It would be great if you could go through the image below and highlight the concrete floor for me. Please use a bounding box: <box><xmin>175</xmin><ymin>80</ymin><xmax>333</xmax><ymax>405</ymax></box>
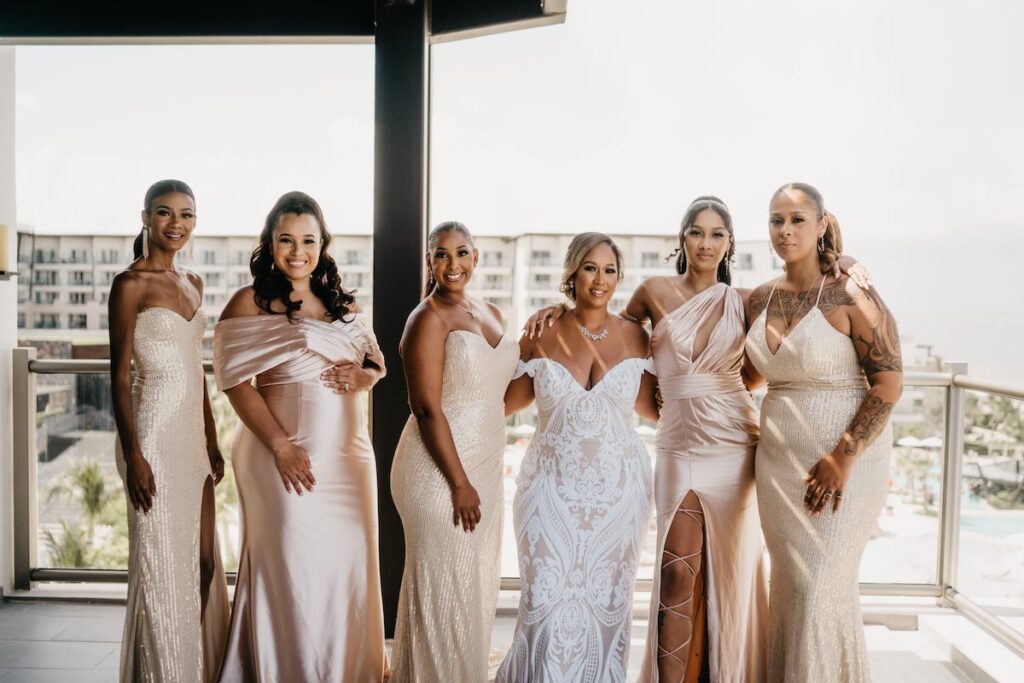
<box><xmin>0</xmin><ymin>598</ymin><xmax>983</xmax><ymax>683</ymax></box>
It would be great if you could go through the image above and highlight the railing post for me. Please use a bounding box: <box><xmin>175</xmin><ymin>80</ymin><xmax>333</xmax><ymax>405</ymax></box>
<box><xmin>12</xmin><ymin>347</ymin><xmax>38</xmax><ymax>590</ymax></box>
<box><xmin>937</xmin><ymin>361</ymin><xmax>967</xmax><ymax>605</ymax></box>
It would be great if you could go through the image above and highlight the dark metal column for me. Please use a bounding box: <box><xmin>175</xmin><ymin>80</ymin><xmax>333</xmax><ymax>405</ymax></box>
<box><xmin>372</xmin><ymin>0</ymin><xmax>430</xmax><ymax>636</ymax></box>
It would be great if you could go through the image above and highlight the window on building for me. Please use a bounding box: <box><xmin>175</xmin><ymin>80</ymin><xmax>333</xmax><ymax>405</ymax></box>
<box><xmin>641</xmin><ymin>251</ymin><xmax>661</xmax><ymax>268</ymax></box>
<box><xmin>17</xmin><ymin>313</ymin><xmax>25</xmax><ymax>328</ymax></box>
<box><xmin>100</xmin><ymin>292</ymin><xmax>109</xmax><ymax>305</ymax></box>
<box><xmin>205</xmin><ymin>273</ymin><xmax>222</xmax><ymax>287</ymax></box>
<box><xmin>69</xmin><ymin>292</ymin><xmax>90</xmax><ymax>305</ymax></box>
<box><xmin>346</xmin><ymin>272</ymin><xmax>366</xmax><ymax>289</ymax></box>
<box><xmin>232</xmin><ymin>273</ymin><xmax>249</xmax><ymax>287</ymax></box>
<box><xmin>204</xmin><ymin>294</ymin><xmax>220</xmax><ymax>307</ymax></box>
<box><xmin>99</xmin><ymin>315</ymin><xmax>109</xmax><ymax>330</ymax></box>
<box><xmin>34</xmin><ymin>249</ymin><xmax>57</xmax><ymax>264</ymax></box>
<box><xmin>68</xmin><ymin>314</ymin><xmax>88</xmax><ymax>329</ymax></box>
<box><xmin>99</xmin><ymin>271</ymin><xmax>115</xmax><ymax>286</ymax></box>
<box><xmin>35</xmin><ymin>313</ymin><xmax>59</xmax><ymax>328</ymax></box>
<box><xmin>342</xmin><ymin>249</ymin><xmax>364</xmax><ymax>266</ymax></box>
<box><xmin>34</xmin><ymin>291</ymin><xmax>58</xmax><ymax>304</ymax></box>
<box><xmin>231</xmin><ymin>250</ymin><xmax>249</xmax><ymax>265</ymax></box>
<box><xmin>530</xmin><ymin>250</ymin><xmax>551</xmax><ymax>266</ymax></box>
<box><xmin>65</xmin><ymin>248</ymin><xmax>89</xmax><ymax>263</ymax></box>
<box><xmin>69</xmin><ymin>271</ymin><xmax>90</xmax><ymax>285</ymax></box>
<box><xmin>736</xmin><ymin>253</ymin><xmax>753</xmax><ymax>271</ymax></box>
<box><xmin>34</xmin><ymin>270</ymin><xmax>58</xmax><ymax>285</ymax></box>
<box><xmin>99</xmin><ymin>248</ymin><xmax>120</xmax><ymax>264</ymax></box>
<box><xmin>201</xmin><ymin>250</ymin><xmax>218</xmax><ymax>265</ymax></box>
<box><xmin>532</xmin><ymin>273</ymin><xmax>551</xmax><ymax>288</ymax></box>
<box><xmin>482</xmin><ymin>250</ymin><xmax>504</xmax><ymax>267</ymax></box>
<box><xmin>484</xmin><ymin>274</ymin><xmax>504</xmax><ymax>290</ymax></box>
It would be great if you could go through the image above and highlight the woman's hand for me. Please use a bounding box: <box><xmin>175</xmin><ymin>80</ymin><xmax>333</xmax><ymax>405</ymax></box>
<box><xmin>833</xmin><ymin>255</ymin><xmax>873</xmax><ymax>290</ymax></box>
<box><xmin>804</xmin><ymin>453</ymin><xmax>855</xmax><ymax>515</ymax></box>
<box><xmin>125</xmin><ymin>451</ymin><xmax>157</xmax><ymax>513</ymax></box>
<box><xmin>451</xmin><ymin>481</ymin><xmax>482</xmax><ymax>532</ymax></box>
<box><xmin>321</xmin><ymin>362</ymin><xmax>377</xmax><ymax>394</ymax></box>
<box><xmin>208</xmin><ymin>447</ymin><xmax>225</xmax><ymax>486</ymax></box>
<box><xmin>272</xmin><ymin>441</ymin><xmax>316</xmax><ymax>495</ymax></box>
<box><xmin>523</xmin><ymin>303</ymin><xmax>567</xmax><ymax>339</ymax></box>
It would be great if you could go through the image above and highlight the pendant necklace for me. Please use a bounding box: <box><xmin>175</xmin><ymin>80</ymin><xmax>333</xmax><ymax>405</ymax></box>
<box><xmin>435</xmin><ymin>292</ymin><xmax>476</xmax><ymax>318</ymax></box>
<box><xmin>573</xmin><ymin>310</ymin><xmax>609</xmax><ymax>341</ymax></box>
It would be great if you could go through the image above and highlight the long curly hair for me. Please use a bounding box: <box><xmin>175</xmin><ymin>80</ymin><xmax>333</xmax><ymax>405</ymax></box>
<box><xmin>668</xmin><ymin>195</ymin><xmax>734</xmax><ymax>285</ymax></box>
<box><xmin>250</xmin><ymin>191</ymin><xmax>355</xmax><ymax>322</ymax></box>
<box><xmin>772</xmin><ymin>182</ymin><xmax>843</xmax><ymax>274</ymax></box>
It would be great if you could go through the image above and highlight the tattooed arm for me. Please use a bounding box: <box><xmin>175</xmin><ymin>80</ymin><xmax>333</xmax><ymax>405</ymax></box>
<box><xmin>805</xmin><ymin>277</ymin><xmax>903</xmax><ymax>514</ymax></box>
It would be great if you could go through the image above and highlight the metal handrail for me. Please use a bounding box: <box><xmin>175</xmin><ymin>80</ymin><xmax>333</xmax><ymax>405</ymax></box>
<box><xmin>13</xmin><ymin>352</ymin><xmax>1024</xmax><ymax>660</ymax></box>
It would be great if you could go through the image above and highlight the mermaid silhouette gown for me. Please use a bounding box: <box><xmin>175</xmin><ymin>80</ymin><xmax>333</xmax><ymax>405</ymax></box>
<box><xmin>389</xmin><ymin>330</ymin><xmax>519</xmax><ymax>683</ymax></box>
<box><xmin>638</xmin><ymin>283</ymin><xmax>768</xmax><ymax>682</ymax></box>
<box><xmin>496</xmin><ymin>356</ymin><xmax>655</xmax><ymax>683</ymax></box>
<box><xmin>214</xmin><ymin>313</ymin><xmax>388</xmax><ymax>682</ymax></box>
<box><xmin>116</xmin><ymin>307</ymin><xmax>229</xmax><ymax>683</ymax></box>
<box><xmin>745</xmin><ymin>277</ymin><xmax>892</xmax><ymax>682</ymax></box>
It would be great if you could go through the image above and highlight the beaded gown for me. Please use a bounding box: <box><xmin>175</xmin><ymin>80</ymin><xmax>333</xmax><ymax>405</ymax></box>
<box><xmin>496</xmin><ymin>356</ymin><xmax>655</xmax><ymax>683</ymax></box>
<box><xmin>389</xmin><ymin>330</ymin><xmax>519</xmax><ymax>683</ymax></box>
<box><xmin>638</xmin><ymin>283</ymin><xmax>768</xmax><ymax>682</ymax></box>
<box><xmin>744</xmin><ymin>278</ymin><xmax>891</xmax><ymax>682</ymax></box>
<box><xmin>115</xmin><ymin>307</ymin><xmax>229</xmax><ymax>683</ymax></box>
<box><xmin>214</xmin><ymin>313</ymin><xmax>388</xmax><ymax>682</ymax></box>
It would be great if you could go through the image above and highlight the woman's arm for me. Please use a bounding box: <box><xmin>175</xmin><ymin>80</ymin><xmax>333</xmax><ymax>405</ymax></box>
<box><xmin>736</xmin><ymin>288</ymin><xmax>766</xmax><ymax>389</ymax></box>
<box><xmin>401</xmin><ymin>305</ymin><xmax>481</xmax><ymax>532</ymax></box>
<box><xmin>108</xmin><ymin>271</ymin><xmax>156</xmax><ymax>512</ymax></box>
<box><xmin>806</xmin><ymin>279</ymin><xmax>903</xmax><ymax>514</ymax></box>
<box><xmin>634</xmin><ymin>370</ymin><xmax>660</xmax><ymax>423</ymax></box>
<box><xmin>621</xmin><ymin>279</ymin><xmax>651</xmax><ymax>325</ymax></box>
<box><xmin>186</xmin><ymin>272</ymin><xmax>224</xmax><ymax>485</ymax></box>
<box><xmin>219</xmin><ymin>286</ymin><xmax>315</xmax><ymax>494</ymax></box>
<box><xmin>504</xmin><ymin>335</ymin><xmax>536</xmax><ymax>416</ymax></box>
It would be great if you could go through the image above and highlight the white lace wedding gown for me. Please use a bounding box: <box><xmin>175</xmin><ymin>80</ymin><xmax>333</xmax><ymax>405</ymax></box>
<box><xmin>496</xmin><ymin>357</ymin><xmax>655</xmax><ymax>683</ymax></box>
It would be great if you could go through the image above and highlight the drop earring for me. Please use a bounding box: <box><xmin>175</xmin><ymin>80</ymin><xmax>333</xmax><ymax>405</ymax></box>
<box><xmin>142</xmin><ymin>226</ymin><xmax>150</xmax><ymax>260</ymax></box>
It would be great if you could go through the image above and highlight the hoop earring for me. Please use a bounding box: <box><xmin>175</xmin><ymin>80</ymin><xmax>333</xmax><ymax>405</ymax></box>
<box><xmin>817</xmin><ymin>236</ymin><xmax>825</xmax><ymax>254</ymax></box>
<box><xmin>141</xmin><ymin>226</ymin><xmax>150</xmax><ymax>260</ymax></box>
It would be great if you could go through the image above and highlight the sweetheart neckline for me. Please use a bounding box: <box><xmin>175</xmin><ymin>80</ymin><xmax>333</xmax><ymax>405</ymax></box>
<box><xmin>529</xmin><ymin>356</ymin><xmax>649</xmax><ymax>393</ymax></box>
<box><xmin>138</xmin><ymin>305</ymin><xmax>203</xmax><ymax>323</ymax></box>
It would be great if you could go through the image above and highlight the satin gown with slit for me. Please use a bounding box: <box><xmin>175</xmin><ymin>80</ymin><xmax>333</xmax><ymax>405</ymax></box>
<box><xmin>115</xmin><ymin>307</ymin><xmax>229</xmax><ymax>683</ymax></box>
<box><xmin>389</xmin><ymin>330</ymin><xmax>519</xmax><ymax>683</ymax></box>
<box><xmin>213</xmin><ymin>313</ymin><xmax>388</xmax><ymax>682</ymax></box>
<box><xmin>637</xmin><ymin>283</ymin><xmax>768</xmax><ymax>683</ymax></box>
<box><xmin>496</xmin><ymin>357</ymin><xmax>655</xmax><ymax>683</ymax></box>
<box><xmin>744</xmin><ymin>277</ymin><xmax>891</xmax><ymax>682</ymax></box>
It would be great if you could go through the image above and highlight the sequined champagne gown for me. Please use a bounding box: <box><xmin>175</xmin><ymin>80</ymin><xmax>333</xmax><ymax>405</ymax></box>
<box><xmin>115</xmin><ymin>307</ymin><xmax>229</xmax><ymax>683</ymax></box>
<box><xmin>496</xmin><ymin>357</ymin><xmax>655</xmax><ymax>683</ymax></box>
<box><xmin>744</xmin><ymin>278</ymin><xmax>891</xmax><ymax>682</ymax></box>
<box><xmin>214</xmin><ymin>314</ymin><xmax>388</xmax><ymax>682</ymax></box>
<box><xmin>390</xmin><ymin>330</ymin><xmax>519</xmax><ymax>683</ymax></box>
<box><xmin>638</xmin><ymin>283</ymin><xmax>768</xmax><ymax>683</ymax></box>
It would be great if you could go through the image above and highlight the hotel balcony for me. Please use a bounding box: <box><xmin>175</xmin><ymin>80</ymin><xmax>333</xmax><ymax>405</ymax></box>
<box><xmin>1</xmin><ymin>351</ymin><xmax>1022</xmax><ymax>681</ymax></box>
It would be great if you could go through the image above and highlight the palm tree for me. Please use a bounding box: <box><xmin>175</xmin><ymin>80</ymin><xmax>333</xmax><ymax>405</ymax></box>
<box><xmin>47</xmin><ymin>459</ymin><xmax>116</xmax><ymax>537</ymax></box>
<box><xmin>43</xmin><ymin>520</ymin><xmax>92</xmax><ymax>568</ymax></box>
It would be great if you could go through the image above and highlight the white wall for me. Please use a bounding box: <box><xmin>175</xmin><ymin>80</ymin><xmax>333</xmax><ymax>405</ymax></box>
<box><xmin>0</xmin><ymin>46</ymin><xmax>18</xmax><ymax>594</ymax></box>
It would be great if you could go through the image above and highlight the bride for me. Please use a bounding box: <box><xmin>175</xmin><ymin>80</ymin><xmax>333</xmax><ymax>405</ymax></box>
<box><xmin>497</xmin><ymin>232</ymin><xmax>659</xmax><ymax>683</ymax></box>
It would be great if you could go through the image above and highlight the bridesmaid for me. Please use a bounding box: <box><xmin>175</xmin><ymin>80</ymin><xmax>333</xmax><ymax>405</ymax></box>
<box><xmin>389</xmin><ymin>222</ymin><xmax>519</xmax><ymax>682</ymax></box>
<box><xmin>109</xmin><ymin>179</ymin><xmax>228</xmax><ymax>682</ymax></box>
<box><xmin>214</xmin><ymin>191</ymin><xmax>387</xmax><ymax>681</ymax></box>
<box><xmin>628</xmin><ymin>197</ymin><xmax>767</xmax><ymax>683</ymax></box>
<box><xmin>497</xmin><ymin>232</ymin><xmax>658</xmax><ymax>683</ymax></box>
<box><xmin>744</xmin><ymin>182</ymin><xmax>902</xmax><ymax>682</ymax></box>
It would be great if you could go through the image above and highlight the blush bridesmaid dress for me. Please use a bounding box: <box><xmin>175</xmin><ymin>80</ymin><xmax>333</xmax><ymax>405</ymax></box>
<box><xmin>214</xmin><ymin>313</ymin><xmax>388</xmax><ymax>682</ymax></box>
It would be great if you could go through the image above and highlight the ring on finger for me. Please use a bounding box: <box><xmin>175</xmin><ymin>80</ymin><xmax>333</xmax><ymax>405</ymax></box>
<box><xmin>343</xmin><ymin>382</ymin><xmax>349</xmax><ymax>391</ymax></box>
<box><xmin>823</xmin><ymin>489</ymin><xmax>834</xmax><ymax>499</ymax></box>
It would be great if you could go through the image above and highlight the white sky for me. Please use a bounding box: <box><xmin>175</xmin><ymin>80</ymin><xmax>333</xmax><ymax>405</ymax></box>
<box><xmin>12</xmin><ymin>0</ymin><xmax>1024</xmax><ymax>381</ymax></box>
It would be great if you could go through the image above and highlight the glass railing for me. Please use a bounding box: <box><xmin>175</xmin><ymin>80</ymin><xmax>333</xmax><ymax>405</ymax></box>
<box><xmin>10</xmin><ymin>352</ymin><xmax>1024</xmax><ymax>657</ymax></box>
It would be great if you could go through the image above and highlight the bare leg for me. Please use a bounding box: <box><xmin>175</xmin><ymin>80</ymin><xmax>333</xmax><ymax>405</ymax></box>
<box><xmin>657</xmin><ymin>490</ymin><xmax>707</xmax><ymax>683</ymax></box>
<box><xmin>199</xmin><ymin>475</ymin><xmax>216</xmax><ymax>616</ymax></box>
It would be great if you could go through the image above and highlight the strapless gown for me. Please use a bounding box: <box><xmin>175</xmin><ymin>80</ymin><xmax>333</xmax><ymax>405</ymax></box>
<box><xmin>115</xmin><ymin>307</ymin><xmax>229</xmax><ymax>683</ymax></box>
<box><xmin>496</xmin><ymin>357</ymin><xmax>655</xmax><ymax>683</ymax></box>
<box><xmin>744</xmin><ymin>279</ymin><xmax>891</xmax><ymax>682</ymax></box>
<box><xmin>638</xmin><ymin>283</ymin><xmax>768</xmax><ymax>682</ymax></box>
<box><xmin>389</xmin><ymin>330</ymin><xmax>519</xmax><ymax>683</ymax></box>
<box><xmin>214</xmin><ymin>313</ymin><xmax>388</xmax><ymax>682</ymax></box>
